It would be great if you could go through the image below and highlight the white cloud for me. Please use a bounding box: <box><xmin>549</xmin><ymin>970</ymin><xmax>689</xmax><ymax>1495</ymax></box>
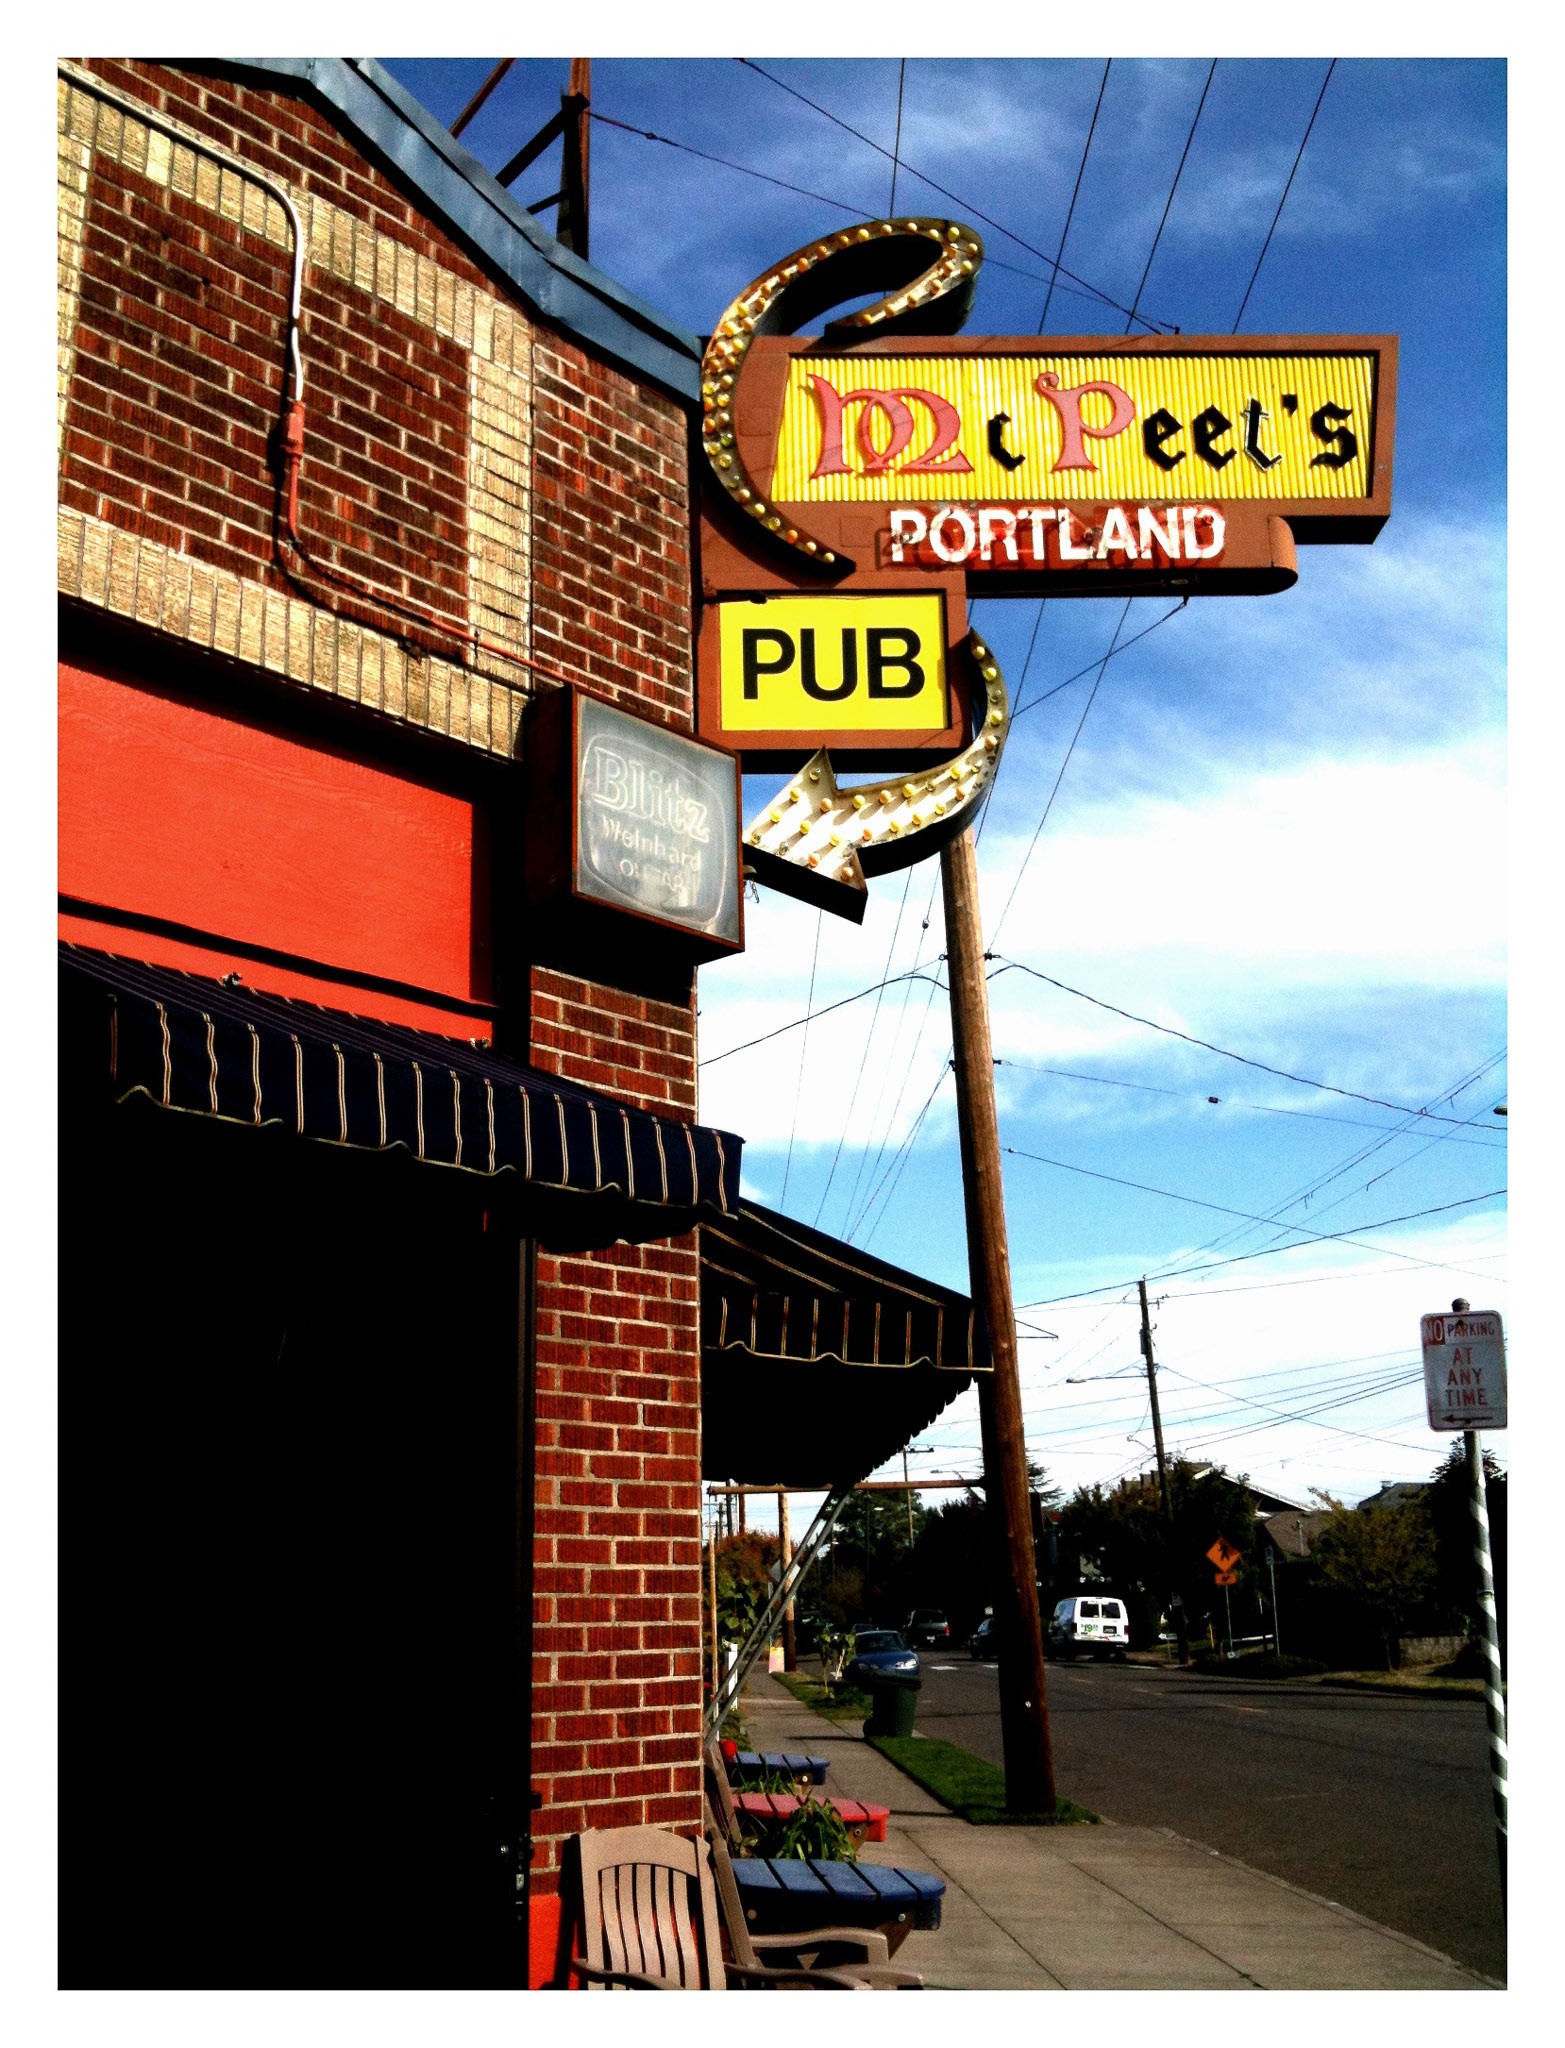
<box><xmin>983</xmin><ymin>744</ymin><xmax>1506</xmax><ymax>1000</ymax></box>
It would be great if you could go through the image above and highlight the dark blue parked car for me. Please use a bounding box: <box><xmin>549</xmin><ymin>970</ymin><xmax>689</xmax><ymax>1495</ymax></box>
<box><xmin>845</xmin><ymin>1628</ymin><xmax>920</xmax><ymax>1685</ymax></box>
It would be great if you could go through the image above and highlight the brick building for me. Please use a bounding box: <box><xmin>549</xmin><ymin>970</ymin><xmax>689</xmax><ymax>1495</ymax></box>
<box><xmin>56</xmin><ymin>57</ymin><xmax>736</xmax><ymax>1988</ymax></box>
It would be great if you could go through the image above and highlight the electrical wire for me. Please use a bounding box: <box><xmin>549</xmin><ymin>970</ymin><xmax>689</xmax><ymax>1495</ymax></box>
<box><xmin>1002</xmin><ymin>1142</ymin><xmax>1503</xmax><ymax>1275</ymax></box>
<box><xmin>1014</xmin><ymin>1188</ymin><xmax>1508</xmax><ymax>1308</ymax></box>
<box><xmin>1010</xmin><ymin>600</ymin><xmax>1188</xmax><ymax>723</ymax></box>
<box><xmin>1040</xmin><ymin>59</ymin><xmax>1111</xmax><ymax>332</ymax></box>
<box><xmin>1180</xmin><ymin>1051</ymin><xmax>1506</xmax><ymax>1269</ymax></box>
<box><xmin>1124</xmin><ymin>59</ymin><xmax>1217</xmax><ymax>335</ymax></box>
<box><xmin>813</xmin><ymin>870</ymin><xmax>912</xmax><ymax>1227</ymax></box>
<box><xmin>994</xmin><ymin>958</ymin><xmax>1505</xmax><ymax>1130</ymax></box>
<box><xmin>888</xmin><ymin>60</ymin><xmax>907</xmax><ymax>215</ymax></box>
<box><xmin>734</xmin><ymin>58</ymin><xmax>1178</xmax><ymax>333</ymax></box>
<box><xmin>780</xmin><ymin>910</ymin><xmax>822</xmax><ymax>1208</ymax></box>
<box><xmin>1232</xmin><ymin>60</ymin><xmax>1337</xmax><ymax>331</ymax></box>
<box><xmin>989</xmin><ymin>600</ymin><xmax>1132</xmax><ymax>944</ymax></box>
<box><xmin>590</xmin><ymin>110</ymin><xmax>1140</xmax><ymax>313</ymax></box>
<box><xmin>860</xmin><ymin>1057</ymin><xmax>954</xmax><ymax>1246</ymax></box>
<box><xmin>994</xmin><ymin>1057</ymin><xmax>1506</xmax><ymax>1150</ymax></box>
<box><xmin>848</xmin><ymin>962</ymin><xmax>947</xmax><ymax>1240</ymax></box>
<box><xmin>839</xmin><ymin>872</ymin><xmax>943</xmax><ymax>1234</ymax></box>
<box><xmin>698</xmin><ymin>966</ymin><xmax>941</xmax><ymax>1067</ymax></box>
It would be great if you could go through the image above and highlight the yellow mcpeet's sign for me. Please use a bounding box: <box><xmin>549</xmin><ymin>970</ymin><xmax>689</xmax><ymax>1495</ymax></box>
<box><xmin>717</xmin><ymin>593</ymin><xmax>948</xmax><ymax>733</ymax></box>
<box><xmin>771</xmin><ymin>351</ymin><xmax>1378</xmax><ymax>505</ymax></box>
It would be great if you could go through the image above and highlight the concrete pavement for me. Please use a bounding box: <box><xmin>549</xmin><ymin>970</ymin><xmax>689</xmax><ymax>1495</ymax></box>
<box><xmin>740</xmin><ymin>1671</ymin><xmax>1499</xmax><ymax>1991</ymax></box>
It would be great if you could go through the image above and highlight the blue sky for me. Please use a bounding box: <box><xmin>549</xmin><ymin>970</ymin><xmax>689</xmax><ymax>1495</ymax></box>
<box><xmin>386</xmin><ymin>54</ymin><xmax>1507</xmax><ymax>1510</ymax></box>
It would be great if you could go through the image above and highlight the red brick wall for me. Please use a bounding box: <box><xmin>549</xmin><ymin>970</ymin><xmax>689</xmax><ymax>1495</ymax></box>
<box><xmin>59</xmin><ymin>56</ymin><xmax>708</xmax><ymax>1929</ymax></box>
<box><xmin>62</xmin><ymin>60</ymin><xmax>487</xmax><ymax>626</ymax></box>
<box><xmin>525</xmin><ymin>960</ymin><xmax>704</xmax><ymax>1893</ymax></box>
<box><xmin>531</xmin><ymin>336</ymin><xmax>694</xmax><ymax>728</ymax></box>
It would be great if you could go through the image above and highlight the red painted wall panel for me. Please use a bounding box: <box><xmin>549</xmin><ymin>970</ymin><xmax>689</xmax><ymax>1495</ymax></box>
<box><xmin>59</xmin><ymin>655</ymin><xmax>491</xmax><ymax>1029</ymax></box>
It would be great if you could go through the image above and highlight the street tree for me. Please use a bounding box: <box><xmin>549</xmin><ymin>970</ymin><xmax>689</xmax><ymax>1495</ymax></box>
<box><xmin>1308</xmin><ymin>1491</ymin><xmax>1437</xmax><ymax>1671</ymax></box>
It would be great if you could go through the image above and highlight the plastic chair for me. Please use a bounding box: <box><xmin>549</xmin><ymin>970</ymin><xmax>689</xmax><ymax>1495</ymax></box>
<box><xmin>563</xmin><ymin>1825</ymin><xmax>869</xmax><ymax>1989</ymax></box>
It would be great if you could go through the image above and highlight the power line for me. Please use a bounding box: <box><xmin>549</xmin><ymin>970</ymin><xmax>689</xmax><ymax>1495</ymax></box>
<box><xmin>993</xmin><ymin>958</ymin><xmax>1505</xmax><ymax>1129</ymax></box>
<box><xmin>698</xmin><ymin>966</ymin><xmax>941</xmax><ymax>1067</ymax></box>
<box><xmin>735</xmin><ymin>58</ymin><xmax>1178</xmax><ymax>333</ymax></box>
<box><xmin>780</xmin><ymin>910</ymin><xmax>823</xmax><ymax>1207</ymax></box>
<box><xmin>590</xmin><ymin>108</ymin><xmax>1144</xmax><ymax>312</ymax></box>
<box><xmin>1125</xmin><ymin>58</ymin><xmax>1217</xmax><ymax>335</ymax></box>
<box><xmin>1011</xmin><ymin>599</ymin><xmax>1188</xmax><ymax>723</ymax></box>
<box><xmin>847</xmin><ymin>958</ymin><xmax>947</xmax><ymax>1240</ymax></box>
<box><xmin>1040</xmin><ymin>59</ymin><xmax>1111</xmax><ymax>333</ymax></box>
<box><xmin>841</xmin><ymin>871</ymin><xmax>944</xmax><ymax>1235</ymax></box>
<box><xmin>994</xmin><ymin>1057</ymin><xmax>1506</xmax><ymax>1149</ymax></box>
<box><xmin>813</xmin><ymin>870</ymin><xmax>912</xmax><ymax>1227</ymax></box>
<box><xmin>1014</xmin><ymin>1188</ymin><xmax>1507</xmax><ymax>1307</ymax></box>
<box><xmin>1180</xmin><ymin>1051</ymin><xmax>1506</xmax><ymax>1270</ymax></box>
<box><xmin>1232</xmin><ymin>59</ymin><xmax>1337</xmax><ymax>331</ymax></box>
<box><xmin>1002</xmin><ymin>1141</ymin><xmax>1502</xmax><ymax>1274</ymax></box>
<box><xmin>861</xmin><ymin>1057</ymin><xmax>954</xmax><ymax>1247</ymax></box>
<box><xmin>888</xmin><ymin>59</ymin><xmax>907</xmax><ymax>215</ymax></box>
<box><xmin>990</xmin><ymin>600</ymin><xmax>1132</xmax><ymax>944</ymax></box>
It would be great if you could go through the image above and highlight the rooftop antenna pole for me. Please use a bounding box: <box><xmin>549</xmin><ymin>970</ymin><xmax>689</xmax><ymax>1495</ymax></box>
<box><xmin>557</xmin><ymin>59</ymin><xmax>591</xmax><ymax>258</ymax></box>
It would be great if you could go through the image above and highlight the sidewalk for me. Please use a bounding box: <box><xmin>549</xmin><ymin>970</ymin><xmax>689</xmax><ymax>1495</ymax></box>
<box><xmin>740</xmin><ymin>1671</ymin><xmax>1497</xmax><ymax>1990</ymax></box>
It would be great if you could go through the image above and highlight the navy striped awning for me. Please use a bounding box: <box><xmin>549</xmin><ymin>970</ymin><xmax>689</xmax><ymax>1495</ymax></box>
<box><xmin>699</xmin><ymin>1200</ymin><xmax>983</xmax><ymax>1486</ymax></box>
<box><xmin>61</xmin><ymin>943</ymin><xmax>741</xmax><ymax>1251</ymax></box>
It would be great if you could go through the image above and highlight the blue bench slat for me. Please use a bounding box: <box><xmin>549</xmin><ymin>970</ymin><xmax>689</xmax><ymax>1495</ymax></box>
<box><xmin>764</xmin><ymin>1859</ymin><xmax>831</xmax><ymax>1897</ymax></box>
<box><xmin>729</xmin><ymin>1859</ymin><xmax>786</xmax><ymax>1895</ymax></box>
<box><xmin>805</xmin><ymin>1859</ymin><xmax>881</xmax><ymax>1901</ymax></box>
<box><xmin>729</xmin><ymin>1750</ymin><xmax>829</xmax><ymax>1784</ymax></box>
<box><xmin>825</xmin><ymin>1861</ymin><xmax>917</xmax><ymax>1905</ymax></box>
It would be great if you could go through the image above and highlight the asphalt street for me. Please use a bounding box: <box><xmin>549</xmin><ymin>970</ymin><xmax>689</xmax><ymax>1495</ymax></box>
<box><xmin>913</xmin><ymin>1655</ymin><xmax>1505</xmax><ymax>1983</ymax></box>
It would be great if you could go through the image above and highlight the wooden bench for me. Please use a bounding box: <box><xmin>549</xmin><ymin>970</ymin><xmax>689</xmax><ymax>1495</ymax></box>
<box><xmin>727</xmin><ymin>1748</ymin><xmax>829</xmax><ymax>1788</ymax></box>
<box><xmin>725</xmin><ymin>1856</ymin><xmax>945</xmax><ymax>1958</ymax></box>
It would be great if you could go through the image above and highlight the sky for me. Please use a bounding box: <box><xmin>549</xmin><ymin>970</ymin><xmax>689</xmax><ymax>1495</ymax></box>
<box><xmin>382</xmin><ymin>51</ymin><xmax>1508</xmax><ymax>1518</ymax></box>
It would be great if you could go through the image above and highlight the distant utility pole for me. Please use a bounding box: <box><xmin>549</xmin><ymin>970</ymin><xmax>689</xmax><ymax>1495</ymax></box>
<box><xmin>942</xmin><ymin>828</ymin><xmax>1055</xmax><ymax>1815</ymax></box>
<box><xmin>1140</xmin><ymin>1277</ymin><xmax>1190</xmax><ymax>1666</ymax></box>
<box><xmin>902</xmin><ymin>1449</ymin><xmax>915</xmax><ymax>1546</ymax></box>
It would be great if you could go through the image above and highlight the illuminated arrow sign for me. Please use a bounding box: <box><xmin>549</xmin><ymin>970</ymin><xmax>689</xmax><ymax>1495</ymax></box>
<box><xmin>742</xmin><ymin>629</ymin><xmax>1007</xmax><ymax>921</ymax></box>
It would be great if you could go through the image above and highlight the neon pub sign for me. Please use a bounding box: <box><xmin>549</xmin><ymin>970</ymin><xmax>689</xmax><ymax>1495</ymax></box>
<box><xmin>693</xmin><ymin>216</ymin><xmax>1396</xmax><ymax>909</ymax></box>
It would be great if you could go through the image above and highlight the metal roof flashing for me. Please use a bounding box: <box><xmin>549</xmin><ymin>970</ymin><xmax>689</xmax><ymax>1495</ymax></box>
<box><xmin>212</xmin><ymin>58</ymin><xmax>702</xmax><ymax>405</ymax></box>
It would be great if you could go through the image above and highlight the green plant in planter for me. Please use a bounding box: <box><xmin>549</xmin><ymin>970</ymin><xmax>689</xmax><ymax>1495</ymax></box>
<box><xmin>773</xmin><ymin>1789</ymin><xmax>857</xmax><ymax>1863</ymax></box>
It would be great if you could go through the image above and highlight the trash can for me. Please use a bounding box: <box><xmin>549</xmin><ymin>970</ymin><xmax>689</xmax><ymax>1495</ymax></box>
<box><xmin>863</xmin><ymin>1672</ymin><xmax>920</xmax><ymax>1738</ymax></box>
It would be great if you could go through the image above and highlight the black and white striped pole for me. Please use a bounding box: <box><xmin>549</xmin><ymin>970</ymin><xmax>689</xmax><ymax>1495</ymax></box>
<box><xmin>1465</xmin><ymin>1422</ymin><xmax>1507</xmax><ymax>1907</ymax></box>
<box><xmin>1422</xmin><ymin>1295</ymin><xmax>1507</xmax><ymax>1914</ymax></box>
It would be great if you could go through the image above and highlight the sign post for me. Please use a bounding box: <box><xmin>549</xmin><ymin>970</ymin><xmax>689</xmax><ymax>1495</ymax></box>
<box><xmin>1422</xmin><ymin>1299</ymin><xmax>1507</xmax><ymax>1908</ymax></box>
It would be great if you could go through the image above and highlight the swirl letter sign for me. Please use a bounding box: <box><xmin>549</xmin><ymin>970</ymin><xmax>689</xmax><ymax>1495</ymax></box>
<box><xmin>694</xmin><ymin>215</ymin><xmax>1396</xmax><ymax>914</ymax></box>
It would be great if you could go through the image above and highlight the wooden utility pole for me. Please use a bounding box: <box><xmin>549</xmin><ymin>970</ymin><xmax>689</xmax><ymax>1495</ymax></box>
<box><xmin>778</xmin><ymin>1488</ymin><xmax>796</xmax><ymax>1671</ymax></box>
<box><xmin>940</xmin><ymin>826</ymin><xmax>1056</xmax><ymax>1814</ymax></box>
<box><xmin>1139</xmin><ymin>1278</ymin><xmax>1189</xmax><ymax>1665</ymax></box>
<box><xmin>556</xmin><ymin>59</ymin><xmax>591</xmax><ymax>257</ymax></box>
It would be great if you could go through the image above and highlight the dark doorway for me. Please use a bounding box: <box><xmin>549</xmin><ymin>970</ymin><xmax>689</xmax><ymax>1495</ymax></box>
<box><xmin>59</xmin><ymin>1095</ymin><xmax>529</xmax><ymax>1988</ymax></box>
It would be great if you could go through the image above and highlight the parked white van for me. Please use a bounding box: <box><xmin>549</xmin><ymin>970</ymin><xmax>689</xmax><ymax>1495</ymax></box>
<box><xmin>1049</xmin><ymin>1595</ymin><xmax>1130</xmax><ymax>1660</ymax></box>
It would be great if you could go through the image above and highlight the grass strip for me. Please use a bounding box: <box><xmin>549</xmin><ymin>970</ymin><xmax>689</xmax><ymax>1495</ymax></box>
<box><xmin>869</xmin><ymin>1734</ymin><xmax>1098</xmax><ymax>1826</ymax></box>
